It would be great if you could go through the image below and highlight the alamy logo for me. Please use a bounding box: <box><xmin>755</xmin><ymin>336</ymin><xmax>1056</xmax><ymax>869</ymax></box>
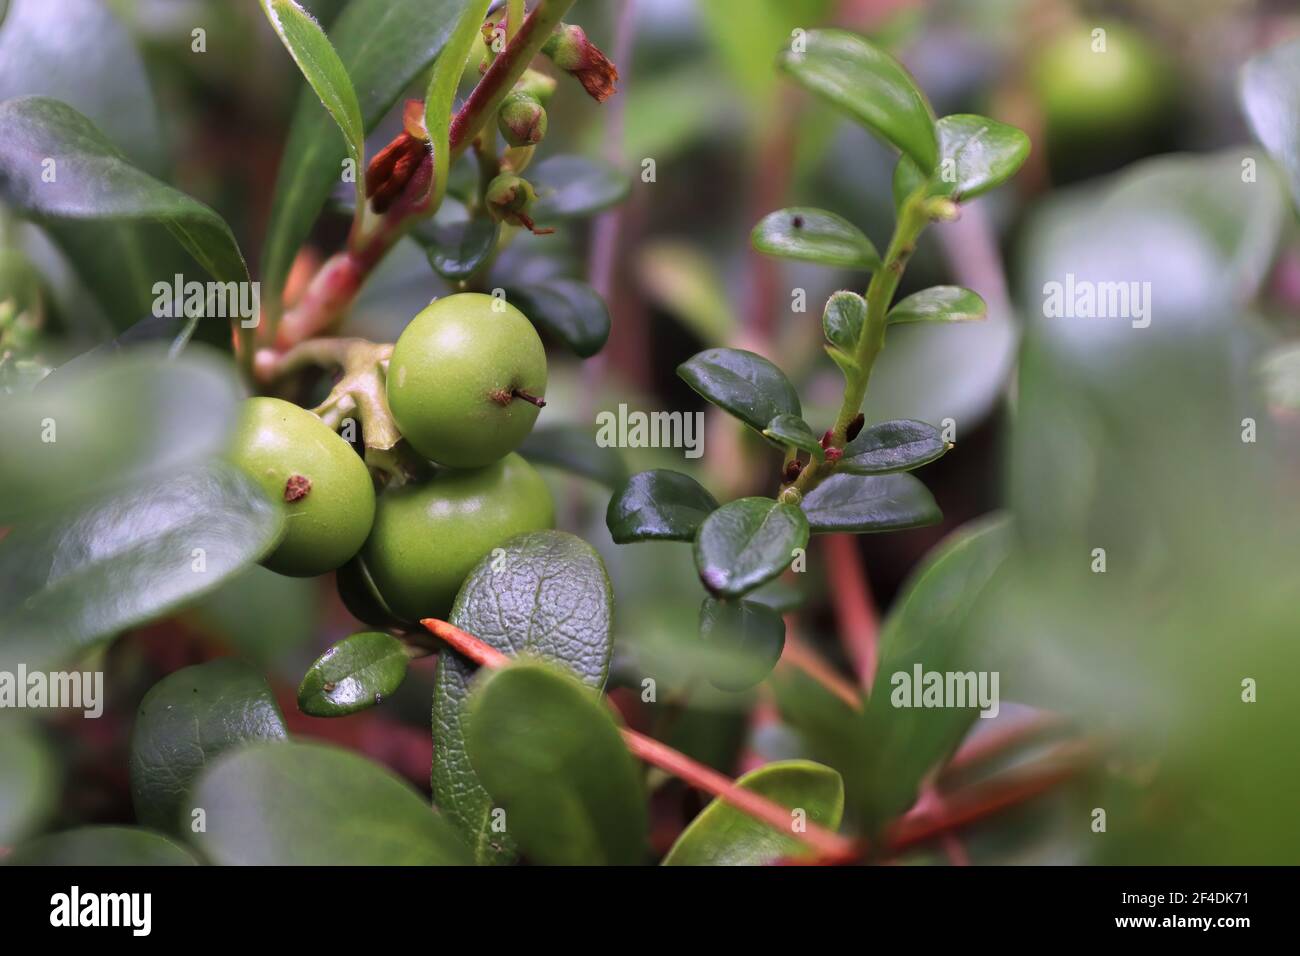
<box><xmin>50</xmin><ymin>887</ymin><xmax>151</xmax><ymax>936</ymax></box>
<box><xmin>1042</xmin><ymin>272</ymin><xmax>1152</xmax><ymax>329</ymax></box>
<box><xmin>890</xmin><ymin>664</ymin><xmax>1000</xmax><ymax>719</ymax></box>
<box><xmin>595</xmin><ymin>403</ymin><xmax>705</xmax><ymax>459</ymax></box>
<box><xmin>0</xmin><ymin>666</ymin><xmax>103</xmax><ymax>718</ymax></box>
<box><xmin>152</xmin><ymin>273</ymin><xmax>260</xmax><ymax>328</ymax></box>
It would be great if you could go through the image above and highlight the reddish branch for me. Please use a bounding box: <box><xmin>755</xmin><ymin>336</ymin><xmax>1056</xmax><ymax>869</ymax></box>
<box><xmin>824</xmin><ymin>534</ymin><xmax>880</xmax><ymax>689</ymax></box>
<box><xmin>422</xmin><ymin>618</ymin><xmax>859</xmax><ymax>862</ymax></box>
<box><xmin>778</xmin><ymin>625</ymin><xmax>863</xmax><ymax>711</ymax></box>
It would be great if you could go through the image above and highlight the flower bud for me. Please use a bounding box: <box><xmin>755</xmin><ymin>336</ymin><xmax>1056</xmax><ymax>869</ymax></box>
<box><xmin>541</xmin><ymin>22</ymin><xmax>619</xmax><ymax>102</ymax></box>
<box><xmin>497</xmin><ymin>91</ymin><xmax>548</xmax><ymax>147</ymax></box>
<box><xmin>484</xmin><ymin>173</ymin><xmax>553</xmax><ymax>234</ymax></box>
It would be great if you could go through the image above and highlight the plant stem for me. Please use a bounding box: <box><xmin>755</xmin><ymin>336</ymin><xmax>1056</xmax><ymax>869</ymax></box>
<box><xmin>824</xmin><ymin>534</ymin><xmax>879</xmax><ymax>689</ymax></box>
<box><xmin>422</xmin><ymin>618</ymin><xmax>859</xmax><ymax>861</ymax></box>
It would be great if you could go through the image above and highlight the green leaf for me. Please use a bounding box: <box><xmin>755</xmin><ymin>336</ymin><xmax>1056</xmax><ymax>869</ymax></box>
<box><xmin>746</xmin><ymin>577</ymin><xmax>807</xmax><ymax>614</ymax></box>
<box><xmin>751</xmin><ymin>207</ymin><xmax>881</xmax><ymax>270</ymax></box>
<box><xmin>763</xmin><ymin>413</ymin><xmax>825</xmax><ymax>462</ymax></box>
<box><xmin>465</xmin><ymin>661</ymin><xmax>647</xmax><ymax>866</ymax></box>
<box><xmin>425</xmin><ymin>0</ymin><xmax>493</xmax><ymax>211</ymax></box>
<box><xmin>663</xmin><ymin>760</ymin><xmax>843</xmax><ymax>865</ymax></box>
<box><xmin>697</xmin><ymin>597</ymin><xmax>787</xmax><ymax>692</ymax></box>
<box><xmin>411</xmin><ymin>203</ymin><xmax>500</xmax><ymax>281</ymax></box>
<box><xmin>0</xmin><ymin>349</ymin><xmax>242</xmax><ymax>523</ymax></box>
<box><xmin>893</xmin><ymin>113</ymin><xmax>1031</xmax><ymax>207</ymax></box>
<box><xmin>298</xmin><ymin>631</ymin><xmax>409</xmax><ymax>717</ymax></box>
<box><xmin>840</xmin><ymin>419</ymin><xmax>949</xmax><ymax>475</ymax></box>
<box><xmin>506</xmin><ymin>279</ymin><xmax>611</xmax><ymax>358</ymax></box>
<box><xmin>778</xmin><ymin>29</ymin><xmax>937</xmax><ymax>171</ymax></box>
<box><xmin>5</xmin><ymin>826</ymin><xmax>199</xmax><ymax>866</ymax></box>
<box><xmin>824</xmin><ymin>344</ymin><xmax>861</xmax><ymax>382</ymax></box>
<box><xmin>130</xmin><ymin>660</ymin><xmax>287</xmax><ymax>832</ymax></box>
<box><xmin>530</xmin><ymin>154</ymin><xmax>631</xmax><ymax>222</ymax></box>
<box><xmin>606</xmin><ymin>469</ymin><xmax>719</xmax><ymax>543</ymax></box>
<box><xmin>678</xmin><ymin>347</ymin><xmax>801</xmax><ymax>432</ymax></box>
<box><xmin>190</xmin><ymin>740</ymin><xmax>473</xmax><ymax>864</ymax></box>
<box><xmin>433</xmin><ymin>531</ymin><xmax>614</xmax><ymax>865</ymax></box>
<box><xmin>0</xmin><ymin>462</ymin><xmax>285</xmax><ymax>672</ymax></box>
<box><xmin>1241</xmin><ymin>37</ymin><xmax>1300</xmax><ymax>210</ymax></box>
<box><xmin>188</xmin><ymin>565</ymin><xmax>322</xmax><ymax>667</ymax></box>
<box><xmin>0</xmin><ymin>723</ymin><xmax>58</xmax><ymax>846</ymax></box>
<box><xmin>859</xmin><ymin>516</ymin><xmax>1012</xmax><ymax>830</ymax></box>
<box><xmin>888</xmin><ymin>285</ymin><xmax>986</xmax><ymax>325</ymax></box>
<box><xmin>694</xmin><ymin>497</ymin><xmax>809</xmax><ymax>597</ymax></box>
<box><xmin>823</xmin><ymin>290</ymin><xmax>867</xmax><ymax>353</ymax></box>
<box><xmin>0</xmin><ymin>97</ymin><xmax>248</xmax><ymax>285</ymax></box>
<box><xmin>260</xmin><ymin>0</ymin><xmax>365</xmax><ymax>213</ymax></box>
<box><xmin>799</xmin><ymin>472</ymin><xmax>940</xmax><ymax>533</ymax></box>
<box><xmin>261</xmin><ymin>0</ymin><xmax>464</xmax><ymax>311</ymax></box>
<box><xmin>519</xmin><ymin>423</ymin><xmax>628</xmax><ymax>489</ymax></box>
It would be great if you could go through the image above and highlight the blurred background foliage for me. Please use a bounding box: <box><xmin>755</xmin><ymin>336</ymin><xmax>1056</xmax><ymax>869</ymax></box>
<box><xmin>2</xmin><ymin>0</ymin><xmax>1300</xmax><ymax>863</ymax></box>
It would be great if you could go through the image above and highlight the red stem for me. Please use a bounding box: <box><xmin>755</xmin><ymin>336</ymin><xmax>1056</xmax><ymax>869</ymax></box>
<box><xmin>824</xmin><ymin>534</ymin><xmax>879</xmax><ymax>689</ymax></box>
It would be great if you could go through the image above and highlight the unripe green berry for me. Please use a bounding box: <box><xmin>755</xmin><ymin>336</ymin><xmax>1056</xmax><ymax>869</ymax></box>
<box><xmin>497</xmin><ymin>91</ymin><xmax>547</xmax><ymax>147</ymax></box>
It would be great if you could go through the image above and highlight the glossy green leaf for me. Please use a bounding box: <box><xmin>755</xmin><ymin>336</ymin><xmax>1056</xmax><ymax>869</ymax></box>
<box><xmin>746</xmin><ymin>578</ymin><xmax>807</xmax><ymax>614</ymax></box>
<box><xmin>0</xmin><ymin>462</ymin><xmax>285</xmax><ymax>672</ymax></box>
<box><xmin>434</xmin><ymin>531</ymin><xmax>614</xmax><ymax>865</ymax></box>
<box><xmin>411</xmin><ymin>204</ymin><xmax>500</xmax><ymax>281</ymax></box>
<box><xmin>663</xmin><ymin>760</ymin><xmax>843</xmax><ymax>865</ymax></box>
<box><xmin>606</xmin><ymin>469</ymin><xmax>719</xmax><ymax>543</ymax></box>
<box><xmin>778</xmin><ymin>29</ymin><xmax>937</xmax><ymax>171</ymax></box>
<box><xmin>823</xmin><ymin>290</ymin><xmax>867</xmax><ymax>353</ymax></box>
<box><xmin>1241</xmin><ymin>37</ymin><xmax>1300</xmax><ymax>209</ymax></box>
<box><xmin>506</xmin><ymin>279</ymin><xmax>611</xmax><ymax>358</ymax></box>
<box><xmin>261</xmin><ymin>0</ymin><xmax>463</xmax><ymax>312</ymax></box>
<box><xmin>0</xmin><ymin>723</ymin><xmax>57</xmax><ymax>846</ymax></box>
<box><xmin>694</xmin><ymin>497</ymin><xmax>809</xmax><ymax>597</ymax></box>
<box><xmin>425</xmin><ymin>0</ymin><xmax>492</xmax><ymax>211</ymax></box>
<box><xmin>191</xmin><ymin>740</ymin><xmax>472</xmax><ymax>864</ymax></box>
<box><xmin>530</xmin><ymin>154</ymin><xmax>632</xmax><ymax>222</ymax></box>
<box><xmin>763</xmin><ymin>413</ymin><xmax>825</xmax><ymax>462</ymax></box>
<box><xmin>5</xmin><ymin>826</ymin><xmax>199</xmax><ymax>866</ymax></box>
<box><xmin>0</xmin><ymin>349</ymin><xmax>241</xmax><ymax>523</ymax></box>
<box><xmin>697</xmin><ymin>597</ymin><xmax>786</xmax><ymax>692</ymax></box>
<box><xmin>839</xmin><ymin>419</ymin><xmax>949</xmax><ymax>475</ymax></box>
<box><xmin>260</xmin><ymin>0</ymin><xmax>365</xmax><ymax>213</ymax></box>
<box><xmin>751</xmin><ymin>207</ymin><xmax>881</xmax><ymax>270</ymax></box>
<box><xmin>893</xmin><ymin>113</ymin><xmax>1031</xmax><ymax>207</ymax></box>
<box><xmin>465</xmin><ymin>661</ymin><xmax>647</xmax><ymax>866</ymax></box>
<box><xmin>799</xmin><ymin>472</ymin><xmax>940</xmax><ymax>533</ymax></box>
<box><xmin>298</xmin><ymin>631</ymin><xmax>409</xmax><ymax>717</ymax></box>
<box><xmin>0</xmin><ymin>97</ymin><xmax>248</xmax><ymax>286</ymax></box>
<box><xmin>678</xmin><ymin>347</ymin><xmax>801</xmax><ymax>432</ymax></box>
<box><xmin>519</xmin><ymin>424</ymin><xmax>628</xmax><ymax>489</ymax></box>
<box><xmin>188</xmin><ymin>565</ymin><xmax>321</xmax><ymax>667</ymax></box>
<box><xmin>888</xmin><ymin>285</ymin><xmax>986</xmax><ymax>325</ymax></box>
<box><xmin>859</xmin><ymin>516</ymin><xmax>1012</xmax><ymax>830</ymax></box>
<box><xmin>130</xmin><ymin>660</ymin><xmax>287</xmax><ymax>832</ymax></box>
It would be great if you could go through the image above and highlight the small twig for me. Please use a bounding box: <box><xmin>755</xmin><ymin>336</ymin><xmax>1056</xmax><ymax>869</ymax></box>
<box><xmin>777</xmin><ymin>624</ymin><xmax>863</xmax><ymax>711</ymax></box>
<box><xmin>422</xmin><ymin>618</ymin><xmax>859</xmax><ymax>861</ymax></box>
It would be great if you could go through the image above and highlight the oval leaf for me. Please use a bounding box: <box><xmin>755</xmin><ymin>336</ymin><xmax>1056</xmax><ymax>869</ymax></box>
<box><xmin>411</xmin><ymin>206</ymin><xmax>500</xmax><ymax>281</ymax></box>
<box><xmin>0</xmin><ymin>97</ymin><xmax>248</xmax><ymax>286</ymax></box>
<box><xmin>697</xmin><ymin>597</ymin><xmax>787</xmax><ymax>692</ymax></box>
<box><xmin>433</xmin><ymin>531</ymin><xmax>614</xmax><ymax>864</ymax></box>
<box><xmin>130</xmin><ymin>660</ymin><xmax>287</xmax><ymax>832</ymax></box>
<box><xmin>506</xmin><ymin>279</ymin><xmax>611</xmax><ymax>358</ymax></box>
<box><xmin>779</xmin><ymin>29</ymin><xmax>937</xmax><ymax>171</ymax></box>
<box><xmin>260</xmin><ymin>0</ymin><xmax>466</xmax><ymax>311</ymax></box>
<box><xmin>694</xmin><ymin>497</ymin><xmax>809</xmax><ymax>598</ymax></box>
<box><xmin>298</xmin><ymin>631</ymin><xmax>410</xmax><ymax>717</ymax></box>
<box><xmin>663</xmin><ymin>760</ymin><xmax>844</xmax><ymax>865</ymax></box>
<box><xmin>260</xmin><ymin>0</ymin><xmax>365</xmax><ymax>211</ymax></box>
<box><xmin>190</xmin><ymin>740</ymin><xmax>472</xmax><ymax>865</ymax></box>
<box><xmin>530</xmin><ymin>154</ymin><xmax>632</xmax><ymax>222</ymax></box>
<box><xmin>5</xmin><ymin>826</ymin><xmax>199</xmax><ymax>866</ymax></box>
<box><xmin>519</xmin><ymin>424</ymin><xmax>629</xmax><ymax>490</ymax></box>
<box><xmin>0</xmin><ymin>463</ymin><xmax>285</xmax><ymax>672</ymax></box>
<box><xmin>840</xmin><ymin>419</ymin><xmax>950</xmax><ymax>475</ymax></box>
<box><xmin>466</xmin><ymin>661</ymin><xmax>647</xmax><ymax>866</ymax></box>
<box><xmin>763</xmin><ymin>413</ymin><xmax>825</xmax><ymax>462</ymax></box>
<box><xmin>823</xmin><ymin>290</ymin><xmax>867</xmax><ymax>353</ymax></box>
<box><xmin>606</xmin><ymin>469</ymin><xmax>718</xmax><ymax>543</ymax></box>
<box><xmin>751</xmin><ymin>207</ymin><xmax>880</xmax><ymax>270</ymax></box>
<box><xmin>888</xmin><ymin>286</ymin><xmax>986</xmax><ymax>326</ymax></box>
<box><xmin>678</xmin><ymin>347</ymin><xmax>801</xmax><ymax>432</ymax></box>
<box><xmin>893</xmin><ymin>113</ymin><xmax>1031</xmax><ymax>207</ymax></box>
<box><xmin>799</xmin><ymin>472</ymin><xmax>940</xmax><ymax>534</ymax></box>
<box><xmin>1241</xmin><ymin>37</ymin><xmax>1300</xmax><ymax>210</ymax></box>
